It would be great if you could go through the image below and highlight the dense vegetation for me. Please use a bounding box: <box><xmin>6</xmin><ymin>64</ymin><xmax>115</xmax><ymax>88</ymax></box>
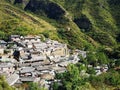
<box><xmin>52</xmin><ymin>47</ymin><xmax>120</xmax><ymax>90</ymax></box>
<box><xmin>54</xmin><ymin>61</ymin><xmax>120</xmax><ymax>90</ymax></box>
<box><xmin>3</xmin><ymin>0</ymin><xmax>119</xmax><ymax>49</ymax></box>
<box><xmin>20</xmin><ymin>82</ymin><xmax>46</xmax><ymax>90</ymax></box>
<box><xmin>0</xmin><ymin>76</ymin><xmax>14</xmax><ymax>90</ymax></box>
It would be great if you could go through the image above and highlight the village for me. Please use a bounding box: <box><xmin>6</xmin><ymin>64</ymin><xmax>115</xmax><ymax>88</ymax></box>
<box><xmin>0</xmin><ymin>35</ymin><xmax>108</xmax><ymax>89</ymax></box>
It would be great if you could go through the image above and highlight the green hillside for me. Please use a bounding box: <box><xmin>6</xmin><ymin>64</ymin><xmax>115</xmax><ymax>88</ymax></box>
<box><xmin>10</xmin><ymin>0</ymin><xmax>119</xmax><ymax>48</ymax></box>
<box><xmin>0</xmin><ymin>0</ymin><xmax>56</xmax><ymax>40</ymax></box>
<box><xmin>52</xmin><ymin>0</ymin><xmax>119</xmax><ymax>45</ymax></box>
<box><xmin>0</xmin><ymin>0</ymin><xmax>120</xmax><ymax>49</ymax></box>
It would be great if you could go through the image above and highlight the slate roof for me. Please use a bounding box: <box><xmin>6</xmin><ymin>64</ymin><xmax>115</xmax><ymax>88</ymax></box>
<box><xmin>6</xmin><ymin>74</ymin><xmax>19</xmax><ymax>86</ymax></box>
<box><xmin>20</xmin><ymin>67</ymin><xmax>35</xmax><ymax>73</ymax></box>
<box><xmin>0</xmin><ymin>63</ymin><xmax>14</xmax><ymax>68</ymax></box>
<box><xmin>36</xmin><ymin>66</ymin><xmax>51</xmax><ymax>71</ymax></box>
<box><xmin>20</xmin><ymin>77</ymin><xmax>36</xmax><ymax>82</ymax></box>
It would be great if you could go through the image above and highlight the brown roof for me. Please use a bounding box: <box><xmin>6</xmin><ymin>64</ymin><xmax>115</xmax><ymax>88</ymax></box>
<box><xmin>41</xmin><ymin>74</ymin><xmax>54</xmax><ymax>80</ymax></box>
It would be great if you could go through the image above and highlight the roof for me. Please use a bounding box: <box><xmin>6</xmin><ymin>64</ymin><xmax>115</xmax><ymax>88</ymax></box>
<box><xmin>20</xmin><ymin>55</ymin><xmax>29</xmax><ymax>60</ymax></box>
<box><xmin>0</xmin><ymin>40</ymin><xmax>7</xmax><ymax>44</ymax></box>
<box><xmin>10</xmin><ymin>35</ymin><xmax>20</xmax><ymax>38</ymax></box>
<box><xmin>31</xmin><ymin>55</ymin><xmax>46</xmax><ymax>61</ymax></box>
<box><xmin>15</xmin><ymin>79</ymin><xmax>22</xmax><ymax>84</ymax></box>
<box><xmin>6</xmin><ymin>74</ymin><xmax>19</xmax><ymax>86</ymax></box>
<box><xmin>37</xmin><ymin>66</ymin><xmax>51</xmax><ymax>71</ymax></box>
<box><xmin>33</xmin><ymin>43</ymin><xmax>47</xmax><ymax>49</ymax></box>
<box><xmin>47</xmin><ymin>56</ymin><xmax>54</xmax><ymax>61</ymax></box>
<box><xmin>20</xmin><ymin>67</ymin><xmax>35</xmax><ymax>73</ymax></box>
<box><xmin>0</xmin><ymin>63</ymin><xmax>14</xmax><ymax>68</ymax></box>
<box><xmin>31</xmin><ymin>62</ymin><xmax>42</xmax><ymax>66</ymax></box>
<box><xmin>20</xmin><ymin>77</ymin><xmax>36</xmax><ymax>82</ymax></box>
<box><xmin>41</xmin><ymin>74</ymin><xmax>54</xmax><ymax>80</ymax></box>
<box><xmin>41</xmin><ymin>60</ymin><xmax>51</xmax><ymax>65</ymax></box>
<box><xmin>18</xmin><ymin>63</ymin><xmax>30</xmax><ymax>67</ymax></box>
<box><xmin>58</xmin><ymin>61</ymin><xmax>69</xmax><ymax>67</ymax></box>
<box><xmin>29</xmin><ymin>50</ymin><xmax>40</xmax><ymax>54</ymax></box>
<box><xmin>51</xmin><ymin>66</ymin><xmax>66</xmax><ymax>73</ymax></box>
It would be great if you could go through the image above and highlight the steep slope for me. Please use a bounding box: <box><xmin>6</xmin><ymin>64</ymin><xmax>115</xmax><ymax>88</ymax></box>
<box><xmin>10</xmin><ymin>0</ymin><xmax>94</xmax><ymax>49</ymax></box>
<box><xmin>0</xmin><ymin>0</ymin><xmax>56</xmax><ymax>40</ymax></box>
<box><xmin>1</xmin><ymin>0</ymin><xmax>120</xmax><ymax>49</ymax></box>
<box><xmin>108</xmin><ymin>0</ymin><xmax>120</xmax><ymax>28</ymax></box>
<box><xmin>52</xmin><ymin>0</ymin><xmax>118</xmax><ymax>46</ymax></box>
<box><xmin>107</xmin><ymin>0</ymin><xmax>120</xmax><ymax>42</ymax></box>
<box><xmin>13</xmin><ymin>0</ymin><xmax>119</xmax><ymax>47</ymax></box>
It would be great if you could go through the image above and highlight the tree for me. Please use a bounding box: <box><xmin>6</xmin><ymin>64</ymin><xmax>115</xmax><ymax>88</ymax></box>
<box><xmin>57</xmin><ymin>64</ymin><xmax>91</xmax><ymax>90</ymax></box>
<box><xmin>96</xmin><ymin>52</ymin><xmax>108</xmax><ymax>65</ymax></box>
<box><xmin>86</xmin><ymin>67</ymin><xmax>96</xmax><ymax>75</ymax></box>
<box><xmin>52</xmin><ymin>82</ymin><xmax>59</xmax><ymax>90</ymax></box>
<box><xmin>89</xmin><ymin>70</ymin><xmax>120</xmax><ymax>88</ymax></box>
<box><xmin>115</xmin><ymin>59</ymin><xmax>120</xmax><ymax>67</ymax></box>
<box><xmin>78</xmin><ymin>54</ymin><xmax>88</xmax><ymax>66</ymax></box>
<box><xmin>76</xmin><ymin>63</ymin><xmax>87</xmax><ymax>72</ymax></box>
<box><xmin>104</xmin><ymin>70</ymin><xmax>120</xmax><ymax>86</ymax></box>
<box><xmin>27</xmin><ymin>82</ymin><xmax>46</xmax><ymax>90</ymax></box>
<box><xmin>87</xmin><ymin>52</ymin><xmax>97</xmax><ymax>66</ymax></box>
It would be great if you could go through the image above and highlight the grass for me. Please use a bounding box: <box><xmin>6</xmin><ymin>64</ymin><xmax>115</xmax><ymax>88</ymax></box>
<box><xmin>0</xmin><ymin>1</ymin><xmax>56</xmax><ymax>36</ymax></box>
<box><xmin>0</xmin><ymin>0</ymin><xmax>120</xmax><ymax>49</ymax></box>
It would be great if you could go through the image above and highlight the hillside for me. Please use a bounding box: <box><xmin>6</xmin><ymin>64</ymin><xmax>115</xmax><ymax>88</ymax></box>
<box><xmin>0</xmin><ymin>0</ymin><xmax>56</xmax><ymax>40</ymax></box>
<box><xmin>52</xmin><ymin>0</ymin><xmax>119</xmax><ymax>46</ymax></box>
<box><xmin>0</xmin><ymin>0</ymin><xmax>120</xmax><ymax>49</ymax></box>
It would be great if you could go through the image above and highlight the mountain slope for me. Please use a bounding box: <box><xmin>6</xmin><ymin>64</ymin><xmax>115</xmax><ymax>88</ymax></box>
<box><xmin>7</xmin><ymin>0</ymin><xmax>95</xmax><ymax>49</ymax></box>
<box><xmin>1</xmin><ymin>0</ymin><xmax>120</xmax><ymax>49</ymax></box>
<box><xmin>52</xmin><ymin>0</ymin><xmax>119</xmax><ymax>45</ymax></box>
<box><xmin>0</xmin><ymin>0</ymin><xmax>57</xmax><ymax>40</ymax></box>
<box><xmin>13</xmin><ymin>0</ymin><xmax>119</xmax><ymax>47</ymax></box>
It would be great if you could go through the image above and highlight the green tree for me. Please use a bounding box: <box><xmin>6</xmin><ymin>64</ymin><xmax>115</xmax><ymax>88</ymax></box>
<box><xmin>96</xmin><ymin>52</ymin><xmax>108</xmax><ymax>65</ymax></box>
<box><xmin>104</xmin><ymin>70</ymin><xmax>120</xmax><ymax>86</ymax></box>
<box><xmin>87</xmin><ymin>52</ymin><xmax>97</xmax><ymax>66</ymax></box>
<box><xmin>86</xmin><ymin>67</ymin><xmax>96</xmax><ymax>75</ymax></box>
<box><xmin>76</xmin><ymin>63</ymin><xmax>87</xmax><ymax>72</ymax></box>
<box><xmin>115</xmin><ymin>59</ymin><xmax>120</xmax><ymax>67</ymax></box>
<box><xmin>52</xmin><ymin>82</ymin><xmax>59</xmax><ymax>90</ymax></box>
<box><xmin>58</xmin><ymin>64</ymin><xmax>90</xmax><ymax>90</ymax></box>
<box><xmin>27</xmin><ymin>82</ymin><xmax>46</xmax><ymax>90</ymax></box>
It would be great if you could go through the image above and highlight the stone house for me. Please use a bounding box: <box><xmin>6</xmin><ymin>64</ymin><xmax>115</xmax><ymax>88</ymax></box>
<box><xmin>0</xmin><ymin>63</ymin><xmax>15</xmax><ymax>75</ymax></box>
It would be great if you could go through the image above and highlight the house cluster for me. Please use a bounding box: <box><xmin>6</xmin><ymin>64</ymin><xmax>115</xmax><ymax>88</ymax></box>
<box><xmin>0</xmin><ymin>35</ymin><xmax>109</xmax><ymax>89</ymax></box>
<box><xmin>0</xmin><ymin>35</ymin><xmax>83</xmax><ymax>89</ymax></box>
